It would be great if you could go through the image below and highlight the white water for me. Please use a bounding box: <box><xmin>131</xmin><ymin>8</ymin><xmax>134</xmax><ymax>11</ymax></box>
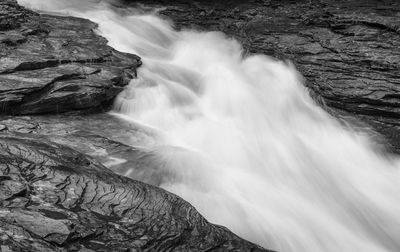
<box><xmin>19</xmin><ymin>1</ymin><xmax>400</xmax><ymax>251</ymax></box>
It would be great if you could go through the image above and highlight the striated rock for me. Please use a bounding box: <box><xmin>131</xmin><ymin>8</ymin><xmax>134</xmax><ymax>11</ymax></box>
<box><xmin>0</xmin><ymin>133</ymin><xmax>270</xmax><ymax>251</ymax></box>
<box><xmin>1</xmin><ymin>209</ymin><xmax>72</xmax><ymax>245</ymax></box>
<box><xmin>0</xmin><ymin>0</ymin><xmax>141</xmax><ymax>115</ymax></box>
<box><xmin>0</xmin><ymin>179</ymin><xmax>27</xmax><ymax>200</ymax></box>
<box><xmin>0</xmin><ymin>114</ymin><xmax>154</xmax><ymax>175</ymax></box>
<box><xmin>127</xmin><ymin>0</ymin><xmax>400</xmax><ymax>151</ymax></box>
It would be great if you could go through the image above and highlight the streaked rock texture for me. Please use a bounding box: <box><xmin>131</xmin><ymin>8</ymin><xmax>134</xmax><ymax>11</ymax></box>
<box><xmin>0</xmin><ymin>114</ymin><xmax>154</xmax><ymax>176</ymax></box>
<box><xmin>0</xmin><ymin>132</ymin><xmax>269</xmax><ymax>251</ymax></box>
<box><xmin>0</xmin><ymin>0</ymin><xmax>141</xmax><ymax>114</ymax></box>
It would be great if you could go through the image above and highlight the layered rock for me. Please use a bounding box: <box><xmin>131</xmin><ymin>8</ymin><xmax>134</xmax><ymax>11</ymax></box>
<box><xmin>0</xmin><ymin>0</ymin><xmax>141</xmax><ymax>114</ymax></box>
<box><xmin>0</xmin><ymin>132</ymin><xmax>269</xmax><ymax>251</ymax></box>
<box><xmin>0</xmin><ymin>114</ymin><xmax>155</xmax><ymax>176</ymax></box>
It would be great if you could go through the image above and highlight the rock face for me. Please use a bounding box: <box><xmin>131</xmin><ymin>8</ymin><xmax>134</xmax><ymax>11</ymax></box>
<box><xmin>0</xmin><ymin>0</ymin><xmax>141</xmax><ymax>114</ymax></box>
<box><xmin>127</xmin><ymin>0</ymin><xmax>400</xmax><ymax>151</ymax></box>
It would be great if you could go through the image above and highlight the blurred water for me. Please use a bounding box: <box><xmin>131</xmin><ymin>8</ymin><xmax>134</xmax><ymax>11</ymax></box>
<box><xmin>19</xmin><ymin>0</ymin><xmax>400</xmax><ymax>251</ymax></box>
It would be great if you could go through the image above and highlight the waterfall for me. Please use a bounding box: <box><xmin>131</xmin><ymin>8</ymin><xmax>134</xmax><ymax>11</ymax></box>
<box><xmin>18</xmin><ymin>1</ymin><xmax>400</xmax><ymax>251</ymax></box>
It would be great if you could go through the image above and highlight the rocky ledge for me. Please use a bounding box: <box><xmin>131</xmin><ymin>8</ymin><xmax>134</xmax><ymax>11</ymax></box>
<box><xmin>0</xmin><ymin>131</ymin><xmax>268</xmax><ymax>251</ymax></box>
<box><xmin>0</xmin><ymin>0</ymin><xmax>141</xmax><ymax>114</ymax></box>
<box><xmin>0</xmin><ymin>0</ymin><xmax>271</xmax><ymax>251</ymax></box>
<box><xmin>128</xmin><ymin>0</ymin><xmax>400</xmax><ymax>152</ymax></box>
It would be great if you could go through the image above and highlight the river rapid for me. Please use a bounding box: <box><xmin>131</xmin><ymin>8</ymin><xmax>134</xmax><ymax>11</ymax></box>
<box><xmin>18</xmin><ymin>1</ymin><xmax>400</xmax><ymax>251</ymax></box>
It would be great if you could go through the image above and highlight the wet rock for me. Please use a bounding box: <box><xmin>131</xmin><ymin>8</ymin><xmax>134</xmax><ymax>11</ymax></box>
<box><xmin>0</xmin><ymin>0</ymin><xmax>141</xmax><ymax>115</ymax></box>
<box><xmin>0</xmin><ymin>114</ymin><xmax>196</xmax><ymax>187</ymax></box>
<box><xmin>0</xmin><ymin>134</ymin><xmax>270</xmax><ymax>251</ymax></box>
<box><xmin>0</xmin><ymin>114</ymin><xmax>150</xmax><ymax>174</ymax></box>
<box><xmin>0</xmin><ymin>209</ymin><xmax>72</xmax><ymax>245</ymax></box>
<box><xmin>0</xmin><ymin>179</ymin><xmax>27</xmax><ymax>200</ymax></box>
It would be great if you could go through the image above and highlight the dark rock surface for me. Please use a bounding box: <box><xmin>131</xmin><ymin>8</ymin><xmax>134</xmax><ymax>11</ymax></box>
<box><xmin>0</xmin><ymin>131</ymin><xmax>269</xmax><ymax>251</ymax></box>
<box><xmin>0</xmin><ymin>0</ymin><xmax>141</xmax><ymax>115</ymax></box>
<box><xmin>0</xmin><ymin>114</ymin><xmax>156</xmax><ymax>177</ymax></box>
<box><xmin>126</xmin><ymin>0</ymin><xmax>400</xmax><ymax>152</ymax></box>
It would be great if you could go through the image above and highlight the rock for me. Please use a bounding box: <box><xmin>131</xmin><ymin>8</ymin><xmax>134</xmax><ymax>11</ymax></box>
<box><xmin>0</xmin><ymin>114</ymin><xmax>203</xmax><ymax>187</ymax></box>
<box><xmin>0</xmin><ymin>246</ymin><xmax>12</xmax><ymax>252</ymax></box>
<box><xmin>126</xmin><ymin>0</ymin><xmax>400</xmax><ymax>151</ymax></box>
<box><xmin>0</xmin><ymin>134</ymin><xmax>271</xmax><ymax>251</ymax></box>
<box><xmin>0</xmin><ymin>0</ymin><xmax>141</xmax><ymax>115</ymax></box>
<box><xmin>0</xmin><ymin>209</ymin><xmax>72</xmax><ymax>245</ymax></box>
<box><xmin>0</xmin><ymin>179</ymin><xmax>27</xmax><ymax>200</ymax></box>
<box><xmin>0</xmin><ymin>114</ymin><xmax>152</xmax><ymax>174</ymax></box>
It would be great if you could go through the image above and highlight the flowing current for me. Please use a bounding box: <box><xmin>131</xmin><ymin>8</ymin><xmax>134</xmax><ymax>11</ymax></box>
<box><xmin>19</xmin><ymin>1</ymin><xmax>400</xmax><ymax>251</ymax></box>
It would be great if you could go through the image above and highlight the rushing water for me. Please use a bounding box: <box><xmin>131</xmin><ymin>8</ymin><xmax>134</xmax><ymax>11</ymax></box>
<box><xmin>19</xmin><ymin>1</ymin><xmax>400</xmax><ymax>251</ymax></box>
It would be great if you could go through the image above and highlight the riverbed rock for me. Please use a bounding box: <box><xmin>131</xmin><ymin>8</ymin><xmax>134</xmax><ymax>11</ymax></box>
<box><xmin>0</xmin><ymin>133</ymin><xmax>270</xmax><ymax>251</ymax></box>
<box><xmin>0</xmin><ymin>114</ymin><xmax>155</xmax><ymax>176</ymax></box>
<box><xmin>126</xmin><ymin>0</ymin><xmax>400</xmax><ymax>151</ymax></box>
<box><xmin>0</xmin><ymin>0</ymin><xmax>141</xmax><ymax>115</ymax></box>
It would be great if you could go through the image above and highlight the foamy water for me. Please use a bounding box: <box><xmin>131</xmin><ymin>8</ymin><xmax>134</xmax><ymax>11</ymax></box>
<box><xmin>19</xmin><ymin>1</ymin><xmax>400</xmax><ymax>251</ymax></box>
